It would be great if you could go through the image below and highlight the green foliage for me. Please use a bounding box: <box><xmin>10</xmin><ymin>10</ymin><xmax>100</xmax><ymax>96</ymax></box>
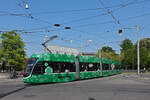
<box><xmin>139</xmin><ymin>38</ymin><xmax>150</xmax><ymax>51</ymax></box>
<box><xmin>96</xmin><ymin>38</ymin><xmax>150</xmax><ymax>70</ymax></box>
<box><xmin>120</xmin><ymin>38</ymin><xmax>133</xmax><ymax>52</ymax></box>
<box><xmin>146</xmin><ymin>53</ymin><xmax>150</xmax><ymax>71</ymax></box>
<box><xmin>101</xmin><ymin>46</ymin><xmax>115</xmax><ymax>53</ymax></box>
<box><xmin>0</xmin><ymin>31</ymin><xmax>26</xmax><ymax>71</ymax></box>
<box><xmin>120</xmin><ymin>38</ymin><xmax>134</xmax><ymax>69</ymax></box>
<box><xmin>121</xmin><ymin>48</ymin><xmax>135</xmax><ymax>69</ymax></box>
<box><xmin>139</xmin><ymin>47</ymin><xmax>149</xmax><ymax>69</ymax></box>
<box><xmin>120</xmin><ymin>38</ymin><xmax>150</xmax><ymax>70</ymax></box>
<box><xmin>96</xmin><ymin>46</ymin><xmax>120</xmax><ymax>62</ymax></box>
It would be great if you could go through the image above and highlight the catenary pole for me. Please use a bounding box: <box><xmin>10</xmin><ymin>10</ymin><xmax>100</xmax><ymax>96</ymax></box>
<box><xmin>137</xmin><ymin>25</ymin><xmax>140</xmax><ymax>75</ymax></box>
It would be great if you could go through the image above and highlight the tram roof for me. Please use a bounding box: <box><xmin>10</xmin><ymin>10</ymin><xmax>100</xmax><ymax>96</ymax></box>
<box><xmin>30</xmin><ymin>53</ymin><xmax>121</xmax><ymax>65</ymax></box>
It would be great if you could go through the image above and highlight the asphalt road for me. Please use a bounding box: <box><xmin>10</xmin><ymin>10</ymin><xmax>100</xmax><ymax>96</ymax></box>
<box><xmin>1</xmin><ymin>74</ymin><xmax>150</xmax><ymax>100</ymax></box>
<box><xmin>0</xmin><ymin>78</ymin><xmax>25</xmax><ymax>99</ymax></box>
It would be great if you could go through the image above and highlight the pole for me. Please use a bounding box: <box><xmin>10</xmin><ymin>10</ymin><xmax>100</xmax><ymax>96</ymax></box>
<box><xmin>75</xmin><ymin>55</ymin><xmax>80</xmax><ymax>80</ymax></box>
<box><xmin>137</xmin><ymin>25</ymin><xmax>140</xmax><ymax>75</ymax></box>
<box><xmin>99</xmin><ymin>49</ymin><xmax>103</xmax><ymax>76</ymax></box>
<box><xmin>80</xmin><ymin>42</ymin><xmax>82</xmax><ymax>55</ymax></box>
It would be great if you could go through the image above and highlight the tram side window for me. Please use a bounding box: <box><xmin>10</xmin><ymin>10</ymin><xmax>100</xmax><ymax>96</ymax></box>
<box><xmin>80</xmin><ymin>63</ymin><xmax>87</xmax><ymax>72</ymax></box>
<box><xmin>96</xmin><ymin>63</ymin><xmax>100</xmax><ymax>70</ymax></box>
<box><xmin>80</xmin><ymin>63</ymin><xmax>99</xmax><ymax>72</ymax></box>
<box><xmin>102</xmin><ymin>63</ymin><xmax>109</xmax><ymax>70</ymax></box>
<box><xmin>63</xmin><ymin>62</ymin><xmax>76</xmax><ymax>72</ymax></box>
<box><xmin>114</xmin><ymin>65</ymin><xmax>117</xmax><ymax>70</ymax></box>
<box><xmin>66</xmin><ymin>62</ymin><xmax>76</xmax><ymax>72</ymax></box>
<box><xmin>119</xmin><ymin>65</ymin><xmax>122</xmax><ymax>70</ymax></box>
<box><xmin>87</xmin><ymin>63</ymin><xmax>99</xmax><ymax>71</ymax></box>
<box><xmin>50</xmin><ymin>62</ymin><xmax>76</xmax><ymax>73</ymax></box>
<box><xmin>115</xmin><ymin>65</ymin><xmax>120</xmax><ymax>70</ymax></box>
<box><xmin>32</xmin><ymin>61</ymin><xmax>45</xmax><ymax>75</ymax></box>
<box><xmin>32</xmin><ymin>61</ymin><xmax>76</xmax><ymax>74</ymax></box>
<box><xmin>51</xmin><ymin>62</ymin><xmax>61</xmax><ymax>73</ymax></box>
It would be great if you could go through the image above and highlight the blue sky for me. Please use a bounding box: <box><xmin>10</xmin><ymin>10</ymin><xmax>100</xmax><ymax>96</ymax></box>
<box><xmin>0</xmin><ymin>0</ymin><xmax>150</xmax><ymax>57</ymax></box>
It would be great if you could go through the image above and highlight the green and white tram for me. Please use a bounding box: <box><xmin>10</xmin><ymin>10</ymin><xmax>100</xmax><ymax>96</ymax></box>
<box><xmin>23</xmin><ymin>53</ymin><xmax>121</xmax><ymax>83</ymax></box>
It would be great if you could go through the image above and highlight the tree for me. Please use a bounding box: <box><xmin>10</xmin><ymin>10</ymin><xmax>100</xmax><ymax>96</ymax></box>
<box><xmin>139</xmin><ymin>38</ymin><xmax>150</xmax><ymax>51</ymax></box>
<box><xmin>120</xmin><ymin>38</ymin><xmax>133</xmax><ymax>52</ymax></box>
<box><xmin>101</xmin><ymin>46</ymin><xmax>115</xmax><ymax>53</ymax></box>
<box><xmin>146</xmin><ymin>53</ymin><xmax>150</xmax><ymax>70</ymax></box>
<box><xmin>0</xmin><ymin>31</ymin><xmax>26</xmax><ymax>71</ymax></box>
<box><xmin>120</xmin><ymin>38</ymin><xmax>134</xmax><ymax>69</ymax></box>
<box><xmin>133</xmin><ymin>47</ymin><xmax>150</xmax><ymax>70</ymax></box>
<box><xmin>134</xmin><ymin>38</ymin><xmax>150</xmax><ymax>70</ymax></box>
<box><xmin>96</xmin><ymin>46</ymin><xmax>120</xmax><ymax>62</ymax></box>
<box><xmin>0</xmin><ymin>47</ymin><xmax>2</xmax><ymax>69</ymax></box>
<box><xmin>120</xmin><ymin>38</ymin><xmax>150</xmax><ymax>70</ymax></box>
<box><xmin>139</xmin><ymin>47</ymin><xmax>149</xmax><ymax>69</ymax></box>
<box><xmin>121</xmin><ymin>48</ymin><xmax>135</xmax><ymax>70</ymax></box>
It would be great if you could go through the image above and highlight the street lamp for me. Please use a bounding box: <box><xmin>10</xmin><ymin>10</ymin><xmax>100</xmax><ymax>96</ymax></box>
<box><xmin>70</xmin><ymin>40</ymin><xmax>72</xmax><ymax>43</ymax></box>
<box><xmin>118</xmin><ymin>25</ymin><xmax>140</xmax><ymax>75</ymax></box>
<box><xmin>25</xmin><ymin>3</ymin><xmax>29</xmax><ymax>9</ymax></box>
<box><xmin>88</xmin><ymin>40</ymin><xmax>92</xmax><ymax>43</ymax></box>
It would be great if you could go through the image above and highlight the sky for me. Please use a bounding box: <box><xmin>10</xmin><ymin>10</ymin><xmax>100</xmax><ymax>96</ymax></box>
<box><xmin>0</xmin><ymin>0</ymin><xmax>150</xmax><ymax>57</ymax></box>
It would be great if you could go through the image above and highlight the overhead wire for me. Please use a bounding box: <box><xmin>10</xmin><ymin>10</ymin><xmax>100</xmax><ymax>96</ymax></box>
<box><xmin>24</xmin><ymin>0</ymin><xmax>150</xmax><ymax>15</ymax></box>
<box><xmin>6</xmin><ymin>0</ymin><xmax>145</xmax><ymax>27</ymax></box>
<box><xmin>97</xmin><ymin>0</ymin><xmax>121</xmax><ymax>25</ymax></box>
<box><xmin>1</xmin><ymin>10</ymin><xmax>150</xmax><ymax>38</ymax></box>
<box><xmin>1</xmin><ymin>0</ymin><xmax>149</xmax><ymax>50</ymax></box>
<box><xmin>1</xmin><ymin>0</ymin><xmax>148</xmax><ymax>29</ymax></box>
<box><xmin>59</xmin><ymin>0</ymin><xmax>148</xmax><ymax>26</ymax></box>
<box><xmin>72</xmin><ymin>11</ymin><xmax>150</xmax><ymax>28</ymax></box>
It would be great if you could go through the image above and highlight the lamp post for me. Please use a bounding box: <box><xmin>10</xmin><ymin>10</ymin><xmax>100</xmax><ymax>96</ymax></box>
<box><xmin>118</xmin><ymin>25</ymin><xmax>140</xmax><ymax>75</ymax></box>
<box><xmin>137</xmin><ymin>25</ymin><xmax>140</xmax><ymax>75</ymax></box>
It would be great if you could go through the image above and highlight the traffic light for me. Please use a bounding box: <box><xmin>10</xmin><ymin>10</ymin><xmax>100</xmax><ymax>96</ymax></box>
<box><xmin>65</xmin><ymin>27</ymin><xmax>71</xmax><ymax>29</ymax></box>
<box><xmin>118</xmin><ymin>29</ymin><xmax>123</xmax><ymax>35</ymax></box>
<box><xmin>54</xmin><ymin>24</ymin><xmax>60</xmax><ymax>27</ymax></box>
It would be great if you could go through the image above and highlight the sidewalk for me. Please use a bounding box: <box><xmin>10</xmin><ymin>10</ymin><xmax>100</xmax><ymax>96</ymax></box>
<box><xmin>117</xmin><ymin>73</ymin><xmax>150</xmax><ymax>84</ymax></box>
<box><xmin>0</xmin><ymin>72</ymin><xmax>10</xmax><ymax>79</ymax></box>
<box><xmin>0</xmin><ymin>72</ymin><xmax>24</xmax><ymax>83</ymax></box>
<box><xmin>0</xmin><ymin>78</ymin><xmax>23</xmax><ymax>84</ymax></box>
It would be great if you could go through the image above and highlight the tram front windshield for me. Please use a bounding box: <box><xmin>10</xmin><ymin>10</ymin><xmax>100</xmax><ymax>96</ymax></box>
<box><xmin>24</xmin><ymin>58</ymin><xmax>38</xmax><ymax>77</ymax></box>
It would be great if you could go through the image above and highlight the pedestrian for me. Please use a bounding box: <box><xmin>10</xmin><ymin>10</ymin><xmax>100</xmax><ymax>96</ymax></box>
<box><xmin>1</xmin><ymin>61</ymin><xmax>6</xmax><ymax>72</ymax></box>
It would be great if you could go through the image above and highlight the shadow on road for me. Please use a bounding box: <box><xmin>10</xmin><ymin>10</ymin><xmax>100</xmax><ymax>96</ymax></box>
<box><xmin>0</xmin><ymin>86</ymin><xmax>26</xmax><ymax>99</ymax></box>
<box><xmin>89</xmin><ymin>97</ymin><xmax>96</xmax><ymax>100</ymax></box>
